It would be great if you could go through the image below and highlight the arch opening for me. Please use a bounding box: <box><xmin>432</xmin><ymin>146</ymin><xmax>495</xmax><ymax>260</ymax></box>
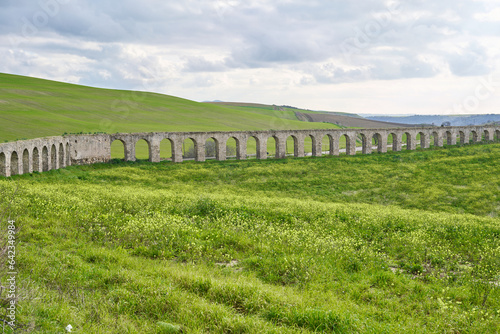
<box><xmin>341</xmin><ymin>134</ymin><xmax>352</xmax><ymax>155</ymax></box>
<box><xmin>204</xmin><ymin>137</ymin><xmax>218</xmax><ymax>160</ymax></box>
<box><xmin>470</xmin><ymin>131</ymin><xmax>478</xmax><ymax>144</ymax></box>
<box><xmin>388</xmin><ymin>133</ymin><xmax>398</xmax><ymax>151</ymax></box>
<box><xmin>322</xmin><ymin>135</ymin><xmax>334</xmax><ymax>155</ymax></box>
<box><xmin>135</xmin><ymin>139</ymin><xmax>150</xmax><ymax>161</ymax></box>
<box><xmin>304</xmin><ymin>135</ymin><xmax>314</xmax><ymax>156</ymax></box>
<box><xmin>403</xmin><ymin>133</ymin><xmax>412</xmax><ymax>150</ymax></box>
<box><xmin>0</xmin><ymin>153</ymin><xmax>6</xmax><ymax>177</ymax></box>
<box><xmin>33</xmin><ymin>147</ymin><xmax>40</xmax><ymax>172</ymax></box>
<box><xmin>182</xmin><ymin>138</ymin><xmax>197</xmax><ymax>160</ymax></box>
<box><xmin>266</xmin><ymin>136</ymin><xmax>278</xmax><ymax>158</ymax></box>
<box><xmin>10</xmin><ymin>151</ymin><xmax>19</xmax><ymax>176</ymax></box>
<box><xmin>417</xmin><ymin>132</ymin><xmax>426</xmax><ymax>149</ymax></box>
<box><xmin>285</xmin><ymin>135</ymin><xmax>298</xmax><ymax>157</ymax></box>
<box><xmin>22</xmin><ymin>149</ymin><xmax>29</xmax><ymax>174</ymax></box>
<box><xmin>483</xmin><ymin>130</ymin><xmax>490</xmax><ymax>142</ymax></box>
<box><xmin>459</xmin><ymin>131</ymin><xmax>466</xmax><ymax>145</ymax></box>
<box><xmin>226</xmin><ymin>137</ymin><xmax>238</xmax><ymax>159</ymax></box>
<box><xmin>51</xmin><ymin>144</ymin><xmax>57</xmax><ymax>170</ymax></box>
<box><xmin>373</xmin><ymin>133</ymin><xmax>383</xmax><ymax>152</ymax></box>
<box><xmin>160</xmin><ymin>138</ymin><xmax>173</xmax><ymax>161</ymax></box>
<box><xmin>111</xmin><ymin>140</ymin><xmax>126</xmax><ymax>160</ymax></box>
<box><xmin>496</xmin><ymin>130</ymin><xmax>500</xmax><ymax>141</ymax></box>
<box><xmin>431</xmin><ymin>132</ymin><xmax>439</xmax><ymax>147</ymax></box>
<box><xmin>246</xmin><ymin>136</ymin><xmax>258</xmax><ymax>159</ymax></box>
<box><xmin>42</xmin><ymin>147</ymin><xmax>49</xmax><ymax>172</ymax></box>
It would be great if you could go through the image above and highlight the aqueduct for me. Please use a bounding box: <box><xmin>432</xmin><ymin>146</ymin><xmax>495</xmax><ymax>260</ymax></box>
<box><xmin>1</xmin><ymin>125</ymin><xmax>500</xmax><ymax>177</ymax></box>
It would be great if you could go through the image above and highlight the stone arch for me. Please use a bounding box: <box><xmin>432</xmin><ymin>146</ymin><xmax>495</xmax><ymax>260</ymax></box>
<box><xmin>10</xmin><ymin>151</ymin><xmax>19</xmax><ymax>176</ymax></box>
<box><xmin>135</xmin><ymin>139</ymin><xmax>151</xmax><ymax>161</ymax></box>
<box><xmin>322</xmin><ymin>134</ymin><xmax>335</xmax><ymax>155</ymax></box>
<box><xmin>42</xmin><ymin>146</ymin><xmax>49</xmax><ymax>171</ymax></box>
<box><xmin>360</xmin><ymin>133</ymin><xmax>370</xmax><ymax>154</ymax></box>
<box><xmin>266</xmin><ymin>136</ymin><xmax>279</xmax><ymax>158</ymax></box>
<box><xmin>341</xmin><ymin>134</ymin><xmax>353</xmax><ymax>155</ymax></box>
<box><xmin>51</xmin><ymin>144</ymin><xmax>57</xmax><ymax>170</ymax></box>
<box><xmin>470</xmin><ymin>131</ymin><xmax>478</xmax><ymax>144</ymax></box>
<box><xmin>246</xmin><ymin>136</ymin><xmax>259</xmax><ymax>159</ymax></box>
<box><xmin>286</xmin><ymin>135</ymin><xmax>299</xmax><ymax>157</ymax></box>
<box><xmin>483</xmin><ymin>130</ymin><xmax>490</xmax><ymax>142</ymax></box>
<box><xmin>388</xmin><ymin>133</ymin><xmax>399</xmax><ymax>151</ymax></box>
<box><xmin>33</xmin><ymin>147</ymin><xmax>40</xmax><ymax>172</ymax></box>
<box><xmin>373</xmin><ymin>133</ymin><xmax>383</xmax><ymax>153</ymax></box>
<box><xmin>160</xmin><ymin>138</ymin><xmax>173</xmax><ymax>161</ymax></box>
<box><xmin>305</xmin><ymin>134</ymin><xmax>320</xmax><ymax>157</ymax></box>
<box><xmin>431</xmin><ymin>131</ymin><xmax>439</xmax><ymax>147</ymax></box>
<box><xmin>111</xmin><ymin>139</ymin><xmax>126</xmax><ymax>160</ymax></box>
<box><xmin>182</xmin><ymin>137</ymin><xmax>198</xmax><ymax>160</ymax></box>
<box><xmin>204</xmin><ymin>137</ymin><xmax>219</xmax><ymax>160</ymax></box>
<box><xmin>0</xmin><ymin>152</ymin><xmax>6</xmax><ymax>177</ymax></box>
<box><xmin>226</xmin><ymin>137</ymin><xmax>239</xmax><ymax>159</ymax></box>
<box><xmin>22</xmin><ymin>149</ymin><xmax>30</xmax><ymax>174</ymax></box>
<box><xmin>58</xmin><ymin>143</ymin><xmax>64</xmax><ymax>168</ymax></box>
<box><xmin>404</xmin><ymin>132</ymin><xmax>413</xmax><ymax>150</ymax></box>
<box><xmin>459</xmin><ymin>131</ymin><xmax>466</xmax><ymax>145</ymax></box>
<box><xmin>418</xmin><ymin>132</ymin><xmax>427</xmax><ymax>149</ymax></box>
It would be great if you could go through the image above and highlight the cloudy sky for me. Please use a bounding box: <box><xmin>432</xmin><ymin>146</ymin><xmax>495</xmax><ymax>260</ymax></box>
<box><xmin>1</xmin><ymin>0</ymin><xmax>500</xmax><ymax>115</ymax></box>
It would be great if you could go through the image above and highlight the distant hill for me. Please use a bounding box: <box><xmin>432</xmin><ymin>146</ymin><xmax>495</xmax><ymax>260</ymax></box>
<box><xmin>365</xmin><ymin>114</ymin><xmax>500</xmax><ymax>127</ymax></box>
<box><xmin>0</xmin><ymin>73</ymin><xmax>337</xmax><ymax>142</ymax></box>
<box><xmin>206</xmin><ymin>102</ymin><xmax>415</xmax><ymax>128</ymax></box>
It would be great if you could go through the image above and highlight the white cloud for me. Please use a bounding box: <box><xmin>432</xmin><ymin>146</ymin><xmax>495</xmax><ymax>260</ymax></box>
<box><xmin>0</xmin><ymin>0</ymin><xmax>498</xmax><ymax>115</ymax></box>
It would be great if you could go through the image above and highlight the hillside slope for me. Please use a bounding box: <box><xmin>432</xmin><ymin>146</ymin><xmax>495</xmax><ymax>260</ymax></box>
<box><xmin>0</xmin><ymin>73</ymin><xmax>337</xmax><ymax>141</ymax></box>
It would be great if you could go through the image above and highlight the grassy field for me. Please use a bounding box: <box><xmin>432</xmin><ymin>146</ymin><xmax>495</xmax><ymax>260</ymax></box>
<box><xmin>0</xmin><ymin>73</ymin><xmax>337</xmax><ymax>143</ymax></box>
<box><xmin>1</xmin><ymin>143</ymin><xmax>499</xmax><ymax>333</ymax></box>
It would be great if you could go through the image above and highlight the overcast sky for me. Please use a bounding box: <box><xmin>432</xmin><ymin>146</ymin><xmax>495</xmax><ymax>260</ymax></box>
<box><xmin>1</xmin><ymin>0</ymin><xmax>500</xmax><ymax>115</ymax></box>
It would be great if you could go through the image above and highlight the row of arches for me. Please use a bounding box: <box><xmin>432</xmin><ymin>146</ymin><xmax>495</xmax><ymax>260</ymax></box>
<box><xmin>0</xmin><ymin>142</ymin><xmax>70</xmax><ymax>177</ymax></box>
<box><xmin>1</xmin><ymin>127</ymin><xmax>499</xmax><ymax>177</ymax></box>
<box><xmin>110</xmin><ymin>129</ymin><xmax>500</xmax><ymax>162</ymax></box>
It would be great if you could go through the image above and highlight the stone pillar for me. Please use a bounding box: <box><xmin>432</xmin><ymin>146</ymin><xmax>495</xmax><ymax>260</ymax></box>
<box><xmin>362</xmin><ymin>134</ymin><xmax>372</xmax><ymax>155</ymax></box>
<box><xmin>296</xmin><ymin>136</ymin><xmax>305</xmax><ymax>157</ymax></box>
<box><xmin>124</xmin><ymin>139</ymin><xmax>135</xmax><ymax>161</ymax></box>
<box><xmin>435</xmin><ymin>133</ymin><xmax>444</xmax><ymax>147</ymax></box>
<box><xmin>237</xmin><ymin>137</ymin><xmax>246</xmax><ymax>160</ymax></box>
<box><xmin>421</xmin><ymin>134</ymin><xmax>430</xmax><ymax>149</ymax></box>
<box><xmin>216</xmin><ymin>138</ymin><xmax>226</xmax><ymax>161</ymax></box>
<box><xmin>276</xmin><ymin>135</ymin><xmax>286</xmax><ymax>159</ymax></box>
<box><xmin>332</xmin><ymin>136</ymin><xmax>340</xmax><ymax>156</ymax></box>
<box><xmin>347</xmin><ymin>136</ymin><xmax>356</xmax><ymax>155</ymax></box>
<box><xmin>27</xmin><ymin>149</ymin><xmax>33</xmax><ymax>174</ymax></box>
<box><xmin>449</xmin><ymin>132</ymin><xmax>457</xmax><ymax>145</ymax></box>
<box><xmin>172</xmin><ymin>139</ymin><xmax>183</xmax><ymax>163</ymax></box>
<box><xmin>312</xmin><ymin>135</ymin><xmax>322</xmax><ymax>157</ymax></box>
<box><xmin>150</xmin><ymin>139</ymin><xmax>161</xmax><ymax>163</ymax></box>
<box><xmin>391</xmin><ymin>133</ymin><xmax>402</xmax><ymax>152</ymax></box>
<box><xmin>195</xmin><ymin>139</ymin><xmax>205</xmax><ymax>162</ymax></box>
<box><xmin>256</xmin><ymin>137</ymin><xmax>267</xmax><ymax>160</ymax></box>
<box><xmin>4</xmin><ymin>152</ymin><xmax>11</xmax><ymax>177</ymax></box>
<box><xmin>407</xmin><ymin>133</ymin><xmax>416</xmax><ymax>150</ymax></box>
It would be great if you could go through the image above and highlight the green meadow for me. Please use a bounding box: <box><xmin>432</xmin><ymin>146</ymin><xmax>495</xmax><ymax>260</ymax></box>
<box><xmin>1</xmin><ymin>143</ymin><xmax>499</xmax><ymax>333</ymax></box>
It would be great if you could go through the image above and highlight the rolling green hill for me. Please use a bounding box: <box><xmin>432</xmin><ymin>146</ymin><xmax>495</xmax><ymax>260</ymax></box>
<box><xmin>0</xmin><ymin>73</ymin><xmax>337</xmax><ymax>142</ymax></box>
